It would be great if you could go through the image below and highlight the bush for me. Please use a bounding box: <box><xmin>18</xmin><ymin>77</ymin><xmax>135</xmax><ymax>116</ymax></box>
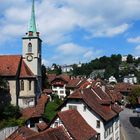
<box><xmin>44</xmin><ymin>96</ymin><xmax>63</xmax><ymax>122</ymax></box>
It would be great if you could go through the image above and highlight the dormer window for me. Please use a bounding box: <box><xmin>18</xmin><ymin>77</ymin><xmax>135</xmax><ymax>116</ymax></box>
<box><xmin>28</xmin><ymin>43</ymin><xmax>32</xmax><ymax>53</ymax></box>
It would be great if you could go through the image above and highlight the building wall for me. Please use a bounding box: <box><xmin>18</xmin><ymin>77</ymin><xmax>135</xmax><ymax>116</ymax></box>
<box><xmin>61</xmin><ymin>100</ymin><xmax>120</xmax><ymax>140</ymax></box>
<box><xmin>52</xmin><ymin>85</ymin><xmax>66</xmax><ymax>99</ymax></box>
<box><xmin>22</xmin><ymin>38</ymin><xmax>41</xmax><ymax>76</ymax></box>
<box><xmin>18</xmin><ymin>79</ymin><xmax>35</xmax><ymax>108</ymax></box>
<box><xmin>8</xmin><ymin>80</ymin><xmax>17</xmax><ymax>106</ymax></box>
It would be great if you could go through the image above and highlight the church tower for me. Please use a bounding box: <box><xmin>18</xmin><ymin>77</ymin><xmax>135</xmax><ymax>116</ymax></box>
<box><xmin>22</xmin><ymin>0</ymin><xmax>42</xmax><ymax>96</ymax></box>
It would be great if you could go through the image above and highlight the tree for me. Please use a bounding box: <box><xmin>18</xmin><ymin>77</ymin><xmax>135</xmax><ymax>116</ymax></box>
<box><xmin>42</xmin><ymin>65</ymin><xmax>50</xmax><ymax>89</ymax></box>
<box><xmin>127</xmin><ymin>87</ymin><xmax>140</xmax><ymax>106</ymax></box>
<box><xmin>127</xmin><ymin>54</ymin><xmax>134</xmax><ymax>63</ymax></box>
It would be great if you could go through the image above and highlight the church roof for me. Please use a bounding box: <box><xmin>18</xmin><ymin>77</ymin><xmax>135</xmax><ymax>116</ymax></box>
<box><xmin>28</xmin><ymin>0</ymin><xmax>37</xmax><ymax>34</ymax></box>
<box><xmin>0</xmin><ymin>55</ymin><xmax>34</xmax><ymax>78</ymax></box>
<box><xmin>0</xmin><ymin>55</ymin><xmax>21</xmax><ymax>77</ymax></box>
<box><xmin>20</xmin><ymin>60</ymin><xmax>34</xmax><ymax>78</ymax></box>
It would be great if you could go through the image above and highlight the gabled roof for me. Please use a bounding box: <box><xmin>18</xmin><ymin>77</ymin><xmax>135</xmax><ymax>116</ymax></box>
<box><xmin>66</xmin><ymin>78</ymin><xmax>82</xmax><ymax>88</ymax></box>
<box><xmin>0</xmin><ymin>55</ymin><xmax>21</xmax><ymax>77</ymax></box>
<box><xmin>21</xmin><ymin>95</ymin><xmax>49</xmax><ymax>120</ymax></box>
<box><xmin>0</xmin><ymin>55</ymin><xmax>34</xmax><ymax>78</ymax></box>
<box><xmin>20</xmin><ymin>60</ymin><xmax>34</xmax><ymax>78</ymax></box>
<box><xmin>27</xmin><ymin>126</ymin><xmax>70</xmax><ymax>140</ymax></box>
<box><xmin>68</xmin><ymin>88</ymin><xmax>121</xmax><ymax>121</ymax></box>
<box><xmin>57</xmin><ymin>109</ymin><xmax>97</xmax><ymax>140</ymax></box>
<box><xmin>6</xmin><ymin>126</ymin><xmax>38</xmax><ymax>140</ymax></box>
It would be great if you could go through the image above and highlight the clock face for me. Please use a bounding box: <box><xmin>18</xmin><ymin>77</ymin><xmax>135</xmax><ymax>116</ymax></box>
<box><xmin>27</xmin><ymin>55</ymin><xmax>33</xmax><ymax>62</ymax></box>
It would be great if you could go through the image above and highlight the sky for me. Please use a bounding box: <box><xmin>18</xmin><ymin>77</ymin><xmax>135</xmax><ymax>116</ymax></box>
<box><xmin>1</xmin><ymin>0</ymin><xmax>140</xmax><ymax>66</ymax></box>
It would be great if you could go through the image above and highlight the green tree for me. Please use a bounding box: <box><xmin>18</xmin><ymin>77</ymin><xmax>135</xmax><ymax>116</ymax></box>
<box><xmin>127</xmin><ymin>54</ymin><xmax>134</xmax><ymax>63</ymax></box>
<box><xmin>127</xmin><ymin>87</ymin><xmax>140</xmax><ymax>106</ymax></box>
<box><xmin>42</xmin><ymin>65</ymin><xmax>50</xmax><ymax>89</ymax></box>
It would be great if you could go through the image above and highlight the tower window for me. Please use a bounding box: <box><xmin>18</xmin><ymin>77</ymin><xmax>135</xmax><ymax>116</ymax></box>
<box><xmin>28</xmin><ymin>43</ymin><xmax>32</xmax><ymax>53</ymax></box>
<box><xmin>29</xmin><ymin>80</ymin><xmax>32</xmax><ymax>90</ymax></box>
<box><xmin>20</xmin><ymin>80</ymin><xmax>24</xmax><ymax>91</ymax></box>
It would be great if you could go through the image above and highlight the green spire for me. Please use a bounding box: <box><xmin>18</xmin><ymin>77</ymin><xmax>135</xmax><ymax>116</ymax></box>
<box><xmin>28</xmin><ymin>0</ymin><xmax>37</xmax><ymax>33</ymax></box>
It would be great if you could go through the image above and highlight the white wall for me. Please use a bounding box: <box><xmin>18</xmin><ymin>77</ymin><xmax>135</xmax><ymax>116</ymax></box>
<box><xmin>52</xmin><ymin>85</ymin><xmax>66</xmax><ymax>99</ymax></box>
<box><xmin>61</xmin><ymin>100</ymin><xmax>120</xmax><ymax>140</ymax></box>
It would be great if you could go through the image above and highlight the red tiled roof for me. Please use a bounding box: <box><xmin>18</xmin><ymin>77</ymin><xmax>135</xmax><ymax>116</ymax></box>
<box><xmin>6</xmin><ymin>126</ymin><xmax>38</xmax><ymax>140</ymax></box>
<box><xmin>0</xmin><ymin>55</ymin><xmax>21</xmax><ymax>77</ymax></box>
<box><xmin>58</xmin><ymin>109</ymin><xmax>97</xmax><ymax>140</ymax></box>
<box><xmin>68</xmin><ymin>88</ymin><xmax>119</xmax><ymax>121</ymax></box>
<box><xmin>66</xmin><ymin>79</ymin><xmax>82</xmax><ymax>88</ymax></box>
<box><xmin>36</xmin><ymin>122</ymin><xmax>48</xmax><ymax>131</ymax></box>
<box><xmin>27</xmin><ymin>126</ymin><xmax>70</xmax><ymax>140</ymax></box>
<box><xmin>19</xmin><ymin>60</ymin><xmax>34</xmax><ymax>78</ymax></box>
<box><xmin>0</xmin><ymin>55</ymin><xmax>34</xmax><ymax>78</ymax></box>
<box><xmin>92</xmin><ymin>87</ymin><xmax>111</xmax><ymax>101</ymax></box>
<box><xmin>115</xmin><ymin>83</ymin><xmax>132</xmax><ymax>92</ymax></box>
<box><xmin>43</xmin><ymin>89</ymin><xmax>53</xmax><ymax>94</ymax></box>
<box><xmin>47</xmin><ymin>74</ymin><xmax>56</xmax><ymax>83</ymax></box>
<box><xmin>21</xmin><ymin>95</ymin><xmax>49</xmax><ymax>120</ymax></box>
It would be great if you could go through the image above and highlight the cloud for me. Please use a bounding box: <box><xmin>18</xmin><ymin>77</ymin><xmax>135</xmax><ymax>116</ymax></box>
<box><xmin>42</xmin><ymin>59</ymin><xmax>49</xmax><ymax>67</ymax></box>
<box><xmin>1</xmin><ymin>0</ymin><xmax>140</xmax><ymax>45</ymax></box>
<box><xmin>127</xmin><ymin>36</ymin><xmax>140</xmax><ymax>43</ymax></box>
<box><xmin>1</xmin><ymin>0</ymin><xmax>140</xmax><ymax>64</ymax></box>
<box><xmin>57</xmin><ymin>43</ymin><xmax>85</xmax><ymax>55</ymax></box>
<box><xmin>49</xmin><ymin>42</ymin><xmax>102</xmax><ymax>65</ymax></box>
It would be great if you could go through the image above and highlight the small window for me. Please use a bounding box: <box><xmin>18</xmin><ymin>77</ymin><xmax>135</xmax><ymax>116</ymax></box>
<box><xmin>60</xmin><ymin>90</ymin><xmax>64</xmax><ymax>94</ymax></box>
<box><xmin>69</xmin><ymin>105</ymin><xmax>77</xmax><ymax>110</ymax></box>
<box><xmin>28</xmin><ymin>43</ymin><xmax>32</xmax><ymax>53</ymax></box>
<box><xmin>96</xmin><ymin>120</ymin><xmax>100</xmax><ymax>128</ymax></box>
<box><xmin>54</xmin><ymin>122</ymin><xmax>58</xmax><ymax>127</ymax></box>
<box><xmin>83</xmin><ymin>105</ymin><xmax>86</xmax><ymax>111</ymax></box>
<box><xmin>20</xmin><ymin>80</ymin><xmax>24</xmax><ymax>91</ymax></box>
<box><xmin>29</xmin><ymin>80</ymin><xmax>32</xmax><ymax>90</ymax></box>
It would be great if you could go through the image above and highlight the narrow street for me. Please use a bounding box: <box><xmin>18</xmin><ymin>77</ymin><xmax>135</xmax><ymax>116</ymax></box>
<box><xmin>120</xmin><ymin>108</ymin><xmax>140</xmax><ymax>140</ymax></box>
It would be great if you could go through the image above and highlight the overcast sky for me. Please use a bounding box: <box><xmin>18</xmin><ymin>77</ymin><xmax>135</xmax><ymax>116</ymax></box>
<box><xmin>1</xmin><ymin>0</ymin><xmax>140</xmax><ymax>66</ymax></box>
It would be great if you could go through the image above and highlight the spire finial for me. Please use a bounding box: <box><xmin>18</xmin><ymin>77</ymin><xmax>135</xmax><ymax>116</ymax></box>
<box><xmin>28</xmin><ymin>0</ymin><xmax>37</xmax><ymax>34</ymax></box>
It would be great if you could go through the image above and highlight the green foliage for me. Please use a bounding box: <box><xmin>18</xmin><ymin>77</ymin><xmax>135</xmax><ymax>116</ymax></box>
<box><xmin>42</xmin><ymin>65</ymin><xmax>50</xmax><ymax>89</ymax></box>
<box><xmin>44</xmin><ymin>95</ymin><xmax>63</xmax><ymax>122</ymax></box>
<box><xmin>1</xmin><ymin>104</ymin><xmax>20</xmax><ymax>119</ymax></box>
<box><xmin>127</xmin><ymin>87</ymin><xmax>140</xmax><ymax>106</ymax></box>
<box><xmin>72</xmin><ymin>54</ymin><xmax>122</xmax><ymax>79</ymax></box>
<box><xmin>0</xmin><ymin>118</ymin><xmax>25</xmax><ymax>129</ymax></box>
<box><xmin>47</xmin><ymin>64</ymin><xmax>62</xmax><ymax>75</ymax></box>
<box><xmin>127</xmin><ymin>54</ymin><xmax>134</xmax><ymax>63</ymax></box>
<box><xmin>0</xmin><ymin>77</ymin><xmax>8</xmax><ymax>89</ymax></box>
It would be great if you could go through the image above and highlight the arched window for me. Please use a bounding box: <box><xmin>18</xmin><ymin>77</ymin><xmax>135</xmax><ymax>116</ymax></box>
<box><xmin>28</xmin><ymin>43</ymin><xmax>32</xmax><ymax>53</ymax></box>
<box><xmin>20</xmin><ymin>80</ymin><xmax>24</xmax><ymax>91</ymax></box>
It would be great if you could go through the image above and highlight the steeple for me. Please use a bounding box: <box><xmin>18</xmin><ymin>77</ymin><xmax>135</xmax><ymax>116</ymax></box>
<box><xmin>28</xmin><ymin>0</ymin><xmax>37</xmax><ymax>35</ymax></box>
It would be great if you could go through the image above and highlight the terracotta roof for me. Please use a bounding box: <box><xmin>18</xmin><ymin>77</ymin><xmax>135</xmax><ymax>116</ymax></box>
<box><xmin>0</xmin><ymin>55</ymin><xmax>21</xmax><ymax>77</ymax></box>
<box><xmin>36</xmin><ymin>122</ymin><xmax>48</xmax><ymax>131</ymax></box>
<box><xmin>27</xmin><ymin>126</ymin><xmax>70</xmax><ymax>140</ymax></box>
<box><xmin>21</xmin><ymin>95</ymin><xmax>49</xmax><ymax>120</ymax></box>
<box><xmin>19</xmin><ymin>60</ymin><xmax>34</xmax><ymax>78</ymax></box>
<box><xmin>115</xmin><ymin>83</ymin><xmax>132</xmax><ymax>92</ymax></box>
<box><xmin>0</xmin><ymin>55</ymin><xmax>34</xmax><ymax>78</ymax></box>
<box><xmin>92</xmin><ymin>87</ymin><xmax>111</xmax><ymax>101</ymax></box>
<box><xmin>66</xmin><ymin>78</ymin><xmax>82</xmax><ymax>88</ymax></box>
<box><xmin>6</xmin><ymin>126</ymin><xmax>38</xmax><ymax>140</ymax></box>
<box><xmin>68</xmin><ymin>88</ymin><xmax>120</xmax><ymax>121</ymax></box>
<box><xmin>58</xmin><ymin>109</ymin><xmax>97</xmax><ymax>140</ymax></box>
<box><xmin>43</xmin><ymin>89</ymin><xmax>53</xmax><ymax>94</ymax></box>
<box><xmin>47</xmin><ymin>74</ymin><xmax>56</xmax><ymax>83</ymax></box>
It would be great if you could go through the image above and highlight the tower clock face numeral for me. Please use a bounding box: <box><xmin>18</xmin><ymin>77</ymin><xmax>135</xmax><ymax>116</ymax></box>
<box><xmin>27</xmin><ymin>55</ymin><xmax>33</xmax><ymax>62</ymax></box>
